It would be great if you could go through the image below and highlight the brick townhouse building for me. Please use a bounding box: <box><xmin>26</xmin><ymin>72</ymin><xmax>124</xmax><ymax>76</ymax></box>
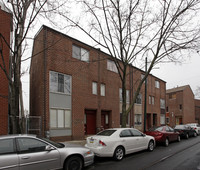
<box><xmin>30</xmin><ymin>25</ymin><xmax>166</xmax><ymax>141</ymax></box>
<box><xmin>0</xmin><ymin>5</ymin><xmax>12</xmax><ymax>135</ymax></box>
<box><xmin>166</xmin><ymin>85</ymin><xmax>195</xmax><ymax>127</ymax></box>
<box><xmin>195</xmin><ymin>99</ymin><xmax>200</xmax><ymax>124</ymax></box>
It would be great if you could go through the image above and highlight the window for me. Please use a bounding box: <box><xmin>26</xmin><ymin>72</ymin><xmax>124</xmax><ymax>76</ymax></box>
<box><xmin>135</xmin><ymin>93</ymin><xmax>142</xmax><ymax>104</ymax></box>
<box><xmin>0</xmin><ymin>139</ymin><xmax>15</xmax><ymax>155</ymax></box>
<box><xmin>149</xmin><ymin>96</ymin><xmax>151</xmax><ymax>104</ymax></box>
<box><xmin>160</xmin><ymin>99</ymin><xmax>165</xmax><ymax>109</ymax></box>
<box><xmin>119</xmin><ymin>88</ymin><xmax>130</xmax><ymax>103</ymax></box>
<box><xmin>179</xmin><ymin>104</ymin><xmax>182</xmax><ymax>110</ymax></box>
<box><xmin>101</xmin><ymin>84</ymin><xmax>105</xmax><ymax>96</ymax></box>
<box><xmin>155</xmin><ymin>80</ymin><xmax>160</xmax><ymax>88</ymax></box>
<box><xmin>169</xmin><ymin>92</ymin><xmax>176</xmax><ymax>99</ymax></box>
<box><xmin>107</xmin><ymin>60</ymin><xmax>118</xmax><ymax>73</ymax></box>
<box><xmin>130</xmin><ymin>129</ymin><xmax>143</xmax><ymax>136</ymax></box>
<box><xmin>72</xmin><ymin>45</ymin><xmax>89</xmax><ymax>62</ymax></box>
<box><xmin>92</xmin><ymin>82</ymin><xmax>97</xmax><ymax>95</ymax></box>
<box><xmin>120</xmin><ymin>130</ymin><xmax>132</xmax><ymax>137</ymax></box>
<box><xmin>152</xmin><ymin>96</ymin><xmax>155</xmax><ymax>105</ymax></box>
<box><xmin>166</xmin><ymin>117</ymin><xmax>170</xmax><ymax>124</ymax></box>
<box><xmin>50</xmin><ymin>109</ymin><xmax>71</xmax><ymax>128</ymax></box>
<box><xmin>160</xmin><ymin>114</ymin><xmax>165</xmax><ymax>125</ymax></box>
<box><xmin>50</xmin><ymin>71</ymin><xmax>71</xmax><ymax>94</ymax></box>
<box><xmin>134</xmin><ymin>114</ymin><xmax>142</xmax><ymax>125</ymax></box>
<box><xmin>17</xmin><ymin>138</ymin><xmax>47</xmax><ymax>154</ymax></box>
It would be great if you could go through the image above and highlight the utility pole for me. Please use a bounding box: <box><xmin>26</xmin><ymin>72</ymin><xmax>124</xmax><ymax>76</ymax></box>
<box><xmin>144</xmin><ymin>57</ymin><xmax>147</xmax><ymax>132</ymax></box>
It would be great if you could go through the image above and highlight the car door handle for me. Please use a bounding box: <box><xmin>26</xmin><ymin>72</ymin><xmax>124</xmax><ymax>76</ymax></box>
<box><xmin>21</xmin><ymin>156</ymin><xmax>30</xmax><ymax>159</ymax></box>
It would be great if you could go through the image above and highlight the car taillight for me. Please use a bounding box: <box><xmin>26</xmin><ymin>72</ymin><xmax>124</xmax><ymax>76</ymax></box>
<box><xmin>99</xmin><ymin>140</ymin><xmax>106</xmax><ymax>146</ymax></box>
<box><xmin>157</xmin><ymin>132</ymin><xmax>163</xmax><ymax>136</ymax></box>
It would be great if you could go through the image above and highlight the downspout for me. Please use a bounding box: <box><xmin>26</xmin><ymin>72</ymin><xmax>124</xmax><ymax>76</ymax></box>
<box><xmin>43</xmin><ymin>27</ymin><xmax>47</xmax><ymax>137</ymax></box>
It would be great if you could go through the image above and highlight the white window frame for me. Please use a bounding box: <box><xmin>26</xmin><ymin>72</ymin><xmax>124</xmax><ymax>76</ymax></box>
<box><xmin>134</xmin><ymin>114</ymin><xmax>142</xmax><ymax>125</ymax></box>
<box><xmin>72</xmin><ymin>45</ymin><xmax>89</xmax><ymax>62</ymax></box>
<box><xmin>155</xmin><ymin>80</ymin><xmax>160</xmax><ymax>88</ymax></box>
<box><xmin>152</xmin><ymin>96</ymin><xmax>155</xmax><ymax>105</ymax></box>
<box><xmin>50</xmin><ymin>71</ymin><xmax>71</xmax><ymax>95</ymax></box>
<box><xmin>107</xmin><ymin>60</ymin><xmax>118</xmax><ymax>73</ymax></box>
<box><xmin>119</xmin><ymin>88</ymin><xmax>130</xmax><ymax>103</ymax></box>
<box><xmin>50</xmin><ymin>109</ymin><xmax>71</xmax><ymax>129</ymax></box>
<box><xmin>149</xmin><ymin>96</ymin><xmax>151</xmax><ymax>104</ymax></box>
<box><xmin>92</xmin><ymin>82</ymin><xmax>97</xmax><ymax>95</ymax></box>
<box><xmin>100</xmin><ymin>84</ymin><xmax>105</xmax><ymax>96</ymax></box>
<box><xmin>160</xmin><ymin>99</ymin><xmax>165</xmax><ymax>109</ymax></box>
<box><xmin>160</xmin><ymin>114</ymin><xmax>165</xmax><ymax>125</ymax></box>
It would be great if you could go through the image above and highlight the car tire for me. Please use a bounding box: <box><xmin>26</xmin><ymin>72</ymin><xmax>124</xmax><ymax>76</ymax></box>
<box><xmin>64</xmin><ymin>156</ymin><xmax>83</xmax><ymax>170</ymax></box>
<box><xmin>177</xmin><ymin>135</ymin><xmax>181</xmax><ymax>142</ymax></box>
<box><xmin>185</xmin><ymin>133</ymin><xmax>189</xmax><ymax>139</ymax></box>
<box><xmin>113</xmin><ymin>146</ymin><xmax>125</xmax><ymax>161</ymax></box>
<box><xmin>164</xmin><ymin>138</ymin><xmax>169</xmax><ymax>147</ymax></box>
<box><xmin>194</xmin><ymin>132</ymin><xmax>197</xmax><ymax>137</ymax></box>
<box><xmin>148</xmin><ymin>140</ymin><xmax>154</xmax><ymax>151</ymax></box>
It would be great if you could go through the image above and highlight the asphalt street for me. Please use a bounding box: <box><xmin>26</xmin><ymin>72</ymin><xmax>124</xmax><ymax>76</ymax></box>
<box><xmin>85</xmin><ymin>136</ymin><xmax>200</xmax><ymax>170</ymax></box>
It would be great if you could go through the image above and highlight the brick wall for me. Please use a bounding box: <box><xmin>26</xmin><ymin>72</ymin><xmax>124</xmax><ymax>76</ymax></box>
<box><xmin>30</xmin><ymin>26</ymin><xmax>166</xmax><ymax>140</ymax></box>
<box><xmin>0</xmin><ymin>7</ymin><xmax>12</xmax><ymax>135</ymax></box>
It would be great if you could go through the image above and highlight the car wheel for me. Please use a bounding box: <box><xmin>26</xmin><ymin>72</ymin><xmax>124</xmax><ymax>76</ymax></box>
<box><xmin>185</xmin><ymin>133</ymin><xmax>189</xmax><ymax>139</ymax></box>
<box><xmin>177</xmin><ymin>135</ymin><xmax>181</xmax><ymax>142</ymax></box>
<box><xmin>164</xmin><ymin>138</ymin><xmax>169</xmax><ymax>147</ymax></box>
<box><xmin>148</xmin><ymin>140</ymin><xmax>154</xmax><ymax>151</ymax></box>
<box><xmin>194</xmin><ymin>132</ymin><xmax>197</xmax><ymax>137</ymax></box>
<box><xmin>113</xmin><ymin>146</ymin><xmax>124</xmax><ymax>161</ymax></box>
<box><xmin>64</xmin><ymin>156</ymin><xmax>83</xmax><ymax>170</ymax></box>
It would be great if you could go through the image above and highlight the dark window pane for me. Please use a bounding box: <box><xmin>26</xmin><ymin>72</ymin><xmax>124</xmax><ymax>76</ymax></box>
<box><xmin>17</xmin><ymin>138</ymin><xmax>47</xmax><ymax>153</ymax></box>
<box><xmin>58</xmin><ymin>74</ymin><xmax>64</xmax><ymax>93</ymax></box>
<box><xmin>72</xmin><ymin>45</ymin><xmax>81</xmax><ymax>59</ymax></box>
<box><xmin>97</xmin><ymin>130</ymin><xmax>116</xmax><ymax>136</ymax></box>
<box><xmin>0</xmin><ymin>139</ymin><xmax>14</xmax><ymax>154</ymax></box>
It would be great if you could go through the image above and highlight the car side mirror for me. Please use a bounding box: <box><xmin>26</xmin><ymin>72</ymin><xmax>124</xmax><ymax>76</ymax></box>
<box><xmin>45</xmin><ymin>145</ymin><xmax>54</xmax><ymax>151</ymax></box>
<box><xmin>142</xmin><ymin>133</ymin><xmax>146</xmax><ymax>137</ymax></box>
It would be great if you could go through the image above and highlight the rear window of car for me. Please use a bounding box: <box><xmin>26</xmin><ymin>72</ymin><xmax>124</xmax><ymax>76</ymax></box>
<box><xmin>97</xmin><ymin>130</ymin><xmax>116</xmax><ymax>136</ymax></box>
<box><xmin>149</xmin><ymin>126</ymin><xmax>163</xmax><ymax>132</ymax></box>
<box><xmin>175</xmin><ymin>125</ymin><xmax>185</xmax><ymax>129</ymax></box>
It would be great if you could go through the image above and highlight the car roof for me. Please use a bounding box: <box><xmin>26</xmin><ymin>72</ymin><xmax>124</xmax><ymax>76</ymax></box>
<box><xmin>0</xmin><ymin>134</ymin><xmax>36</xmax><ymax>139</ymax></box>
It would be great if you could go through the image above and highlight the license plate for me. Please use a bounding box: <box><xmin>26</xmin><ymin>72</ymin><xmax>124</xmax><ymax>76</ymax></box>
<box><xmin>90</xmin><ymin>138</ymin><xmax>94</xmax><ymax>143</ymax></box>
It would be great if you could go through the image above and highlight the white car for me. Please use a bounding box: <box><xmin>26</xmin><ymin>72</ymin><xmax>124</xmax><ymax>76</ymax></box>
<box><xmin>85</xmin><ymin>128</ymin><xmax>155</xmax><ymax>161</ymax></box>
<box><xmin>187</xmin><ymin>123</ymin><xmax>200</xmax><ymax>135</ymax></box>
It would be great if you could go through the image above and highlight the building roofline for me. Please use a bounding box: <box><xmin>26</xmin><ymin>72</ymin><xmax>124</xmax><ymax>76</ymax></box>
<box><xmin>166</xmin><ymin>85</ymin><xmax>192</xmax><ymax>94</ymax></box>
<box><xmin>34</xmin><ymin>25</ymin><xmax>166</xmax><ymax>83</ymax></box>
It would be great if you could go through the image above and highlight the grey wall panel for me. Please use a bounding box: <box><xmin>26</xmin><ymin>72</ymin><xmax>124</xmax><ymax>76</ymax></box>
<box><xmin>50</xmin><ymin>129</ymin><xmax>72</xmax><ymax>137</ymax></box>
<box><xmin>50</xmin><ymin>93</ymin><xmax>71</xmax><ymax>109</ymax></box>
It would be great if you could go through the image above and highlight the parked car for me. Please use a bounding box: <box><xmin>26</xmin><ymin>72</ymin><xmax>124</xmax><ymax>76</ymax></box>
<box><xmin>85</xmin><ymin>128</ymin><xmax>155</xmax><ymax>161</ymax></box>
<box><xmin>174</xmin><ymin>125</ymin><xmax>197</xmax><ymax>139</ymax></box>
<box><xmin>145</xmin><ymin>126</ymin><xmax>180</xmax><ymax>147</ymax></box>
<box><xmin>0</xmin><ymin>134</ymin><xmax>94</xmax><ymax>170</ymax></box>
<box><xmin>187</xmin><ymin>123</ymin><xmax>200</xmax><ymax>135</ymax></box>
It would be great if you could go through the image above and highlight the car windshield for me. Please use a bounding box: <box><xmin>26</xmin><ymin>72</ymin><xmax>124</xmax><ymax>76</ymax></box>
<box><xmin>97</xmin><ymin>130</ymin><xmax>116</xmax><ymax>136</ymax></box>
<box><xmin>41</xmin><ymin>138</ymin><xmax>65</xmax><ymax>148</ymax></box>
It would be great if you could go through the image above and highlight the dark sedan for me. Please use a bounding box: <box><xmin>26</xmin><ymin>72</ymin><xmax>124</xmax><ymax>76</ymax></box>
<box><xmin>145</xmin><ymin>126</ymin><xmax>180</xmax><ymax>146</ymax></box>
<box><xmin>174</xmin><ymin>125</ymin><xmax>197</xmax><ymax>139</ymax></box>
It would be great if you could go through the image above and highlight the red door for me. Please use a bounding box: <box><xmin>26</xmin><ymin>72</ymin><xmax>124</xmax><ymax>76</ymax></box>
<box><xmin>101</xmin><ymin>111</ymin><xmax>109</xmax><ymax>130</ymax></box>
<box><xmin>85</xmin><ymin>110</ymin><xmax>96</xmax><ymax>135</ymax></box>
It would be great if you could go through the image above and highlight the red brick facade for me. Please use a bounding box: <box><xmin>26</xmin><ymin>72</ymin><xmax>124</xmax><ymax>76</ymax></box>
<box><xmin>166</xmin><ymin>85</ymin><xmax>195</xmax><ymax>127</ymax></box>
<box><xmin>30</xmin><ymin>26</ymin><xmax>166</xmax><ymax>141</ymax></box>
<box><xmin>0</xmin><ymin>6</ymin><xmax>12</xmax><ymax>135</ymax></box>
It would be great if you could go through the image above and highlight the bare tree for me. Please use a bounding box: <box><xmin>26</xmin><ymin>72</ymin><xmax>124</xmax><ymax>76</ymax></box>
<box><xmin>0</xmin><ymin>0</ymin><xmax>64</xmax><ymax>133</ymax></box>
<box><xmin>57</xmin><ymin>0</ymin><xmax>200</xmax><ymax>128</ymax></box>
